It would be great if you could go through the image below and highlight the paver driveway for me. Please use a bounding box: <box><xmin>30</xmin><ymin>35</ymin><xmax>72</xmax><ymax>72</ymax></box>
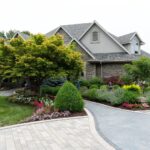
<box><xmin>85</xmin><ymin>100</ymin><xmax>150</xmax><ymax>150</ymax></box>
<box><xmin>0</xmin><ymin>117</ymin><xmax>107</xmax><ymax>150</ymax></box>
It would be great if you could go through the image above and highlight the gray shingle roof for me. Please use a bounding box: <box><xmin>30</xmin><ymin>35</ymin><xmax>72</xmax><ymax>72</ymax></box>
<box><xmin>46</xmin><ymin>21</ymin><xmax>149</xmax><ymax>62</ymax></box>
<box><xmin>19</xmin><ymin>32</ymin><xmax>30</xmax><ymax>40</ymax></box>
<box><xmin>46</xmin><ymin>23</ymin><xmax>137</xmax><ymax>45</ymax></box>
<box><xmin>46</xmin><ymin>23</ymin><xmax>92</xmax><ymax>39</ymax></box>
<box><xmin>118</xmin><ymin>32</ymin><xmax>136</xmax><ymax>44</ymax></box>
<box><xmin>14</xmin><ymin>32</ymin><xmax>30</xmax><ymax>40</ymax></box>
<box><xmin>109</xmin><ymin>32</ymin><xmax>136</xmax><ymax>45</ymax></box>
<box><xmin>46</xmin><ymin>27</ymin><xmax>59</xmax><ymax>37</ymax></box>
<box><xmin>89</xmin><ymin>50</ymin><xmax>150</xmax><ymax>63</ymax></box>
<box><xmin>62</xmin><ymin>23</ymin><xmax>92</xmax><ymax>39</ymax></box>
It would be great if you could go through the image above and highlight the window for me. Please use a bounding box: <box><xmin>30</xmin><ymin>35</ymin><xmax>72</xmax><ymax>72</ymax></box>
<box><xmin>92</xmin><ymin>31</ymin><xmax>99</xmax><ymax>42</ymax></box>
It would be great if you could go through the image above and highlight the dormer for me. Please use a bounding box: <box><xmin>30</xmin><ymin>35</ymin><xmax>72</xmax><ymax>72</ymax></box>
<box><xmin>130</xmin><ymin>33</ymin><xmax>145</xmax><ymax>54</ymax></box>
<box><xmin>118</xmin><ymin>32</ymin><xmax>145</xmax><ymax>55</ymax></box>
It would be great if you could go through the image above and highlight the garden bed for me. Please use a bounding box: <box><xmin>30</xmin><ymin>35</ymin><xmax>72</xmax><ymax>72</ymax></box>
<box><xmin>85</xmin><ymin>99</ymin><xmax>150</xmax><ymax>111</ymax></box>
<box><xmin>23</xmin><ymin>110</ymin><xmax>87</xmax><ymax>123</ymax></box>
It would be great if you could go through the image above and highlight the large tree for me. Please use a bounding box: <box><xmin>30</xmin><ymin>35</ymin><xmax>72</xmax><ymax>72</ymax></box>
<box><xmin>0</xmin><ymin>34</ymin><xmax>83</xmax><ymax>88</ymax></box>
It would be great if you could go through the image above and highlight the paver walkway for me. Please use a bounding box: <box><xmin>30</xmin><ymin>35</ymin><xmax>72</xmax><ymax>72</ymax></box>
<box><xmin>0</xmin><ymin>89</ymin><xmax>16</xmax><ymax>96</ymax></box>
<box><xmin>0</xmin><ymin>117</ymin><xmax>107</xmax><ymax>150</ymax></box>
<box><xmin>85</xmin><ymin>100</ymin><xmax>150</xmax><ymax>150</ymax></box>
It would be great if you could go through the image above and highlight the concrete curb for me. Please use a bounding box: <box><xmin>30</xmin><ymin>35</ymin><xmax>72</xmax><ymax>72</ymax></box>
<box><xmin>85</xmin><ymin>108</ymin><xmax>115</xmax><ymax>150</ymax></box>
<box><xmin>0</xmin><ymin>116</ymin><xmax>87</xmax><ymax>130</ymax></box>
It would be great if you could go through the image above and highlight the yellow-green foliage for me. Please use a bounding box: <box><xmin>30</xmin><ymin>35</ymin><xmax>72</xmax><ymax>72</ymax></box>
<box><xmin>0</xmin><ymin>34</ymin><xmax>83</xmax><ymax>86</ymax></box>
<box><xmin>123</xmin><ymin>84</ymin><xmax>141</xmax><ymax>93</ymax></box>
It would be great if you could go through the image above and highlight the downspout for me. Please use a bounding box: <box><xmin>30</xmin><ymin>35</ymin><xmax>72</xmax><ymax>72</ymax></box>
<box><xmin>100</xmin><ymin>61</ymin><xmax>103</xmax><ymax>78</ymax></box>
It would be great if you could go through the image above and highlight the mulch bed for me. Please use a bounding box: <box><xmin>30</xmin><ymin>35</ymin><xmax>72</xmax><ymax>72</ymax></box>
<box><xmin>23</xmin><ymin>110</ymin><xmax>87</xmax><ymax>123</ymax></box>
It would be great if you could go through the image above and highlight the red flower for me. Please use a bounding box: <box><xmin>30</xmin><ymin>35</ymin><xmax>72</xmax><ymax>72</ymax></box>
<box><xmin>34</xmin><ymin>100</ymin><xmax>44</xmax><ymax>108</ymax></box>
<box><xmin>122</xmin><ymin>102</ymin><xmax>133</xmax><ymax>109</ymax></box>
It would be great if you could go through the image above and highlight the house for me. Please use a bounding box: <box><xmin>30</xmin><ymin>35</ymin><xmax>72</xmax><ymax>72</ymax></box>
<box><xmin>48</xmin><ymin>21</ymin><xmax>150</xmax><ymax>79</ymax></box>
<box><xmin>13</xmin><ymin>31</ymin><xmax>30</xmax><ymax>40</ymax></box>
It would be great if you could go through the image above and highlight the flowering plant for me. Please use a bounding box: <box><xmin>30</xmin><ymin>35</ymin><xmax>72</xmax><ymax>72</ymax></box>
<box><xmin>123</xmin><ymin>84</ymin><xmax>141</xmax><ymax>93</ymax></box>
<box><xmin>34</xmin><ymin>100</ymin><xmax>44</xmax><ymax>108</ymax></box>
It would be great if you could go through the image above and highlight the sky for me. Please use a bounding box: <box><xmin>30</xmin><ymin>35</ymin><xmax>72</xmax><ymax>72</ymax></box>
<box><xmin>0</xmin><ymin>0</ymin><xmax>150</xmax><ymax>52</ymax></box>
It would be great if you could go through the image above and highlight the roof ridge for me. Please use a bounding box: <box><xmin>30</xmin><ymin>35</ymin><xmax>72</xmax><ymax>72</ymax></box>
<box><xmin>118</xmin><ymin>32</ymin><xmax>136</xmax><ymax>38</ymax></box>
<box><xmin>61</xmin><ymin>22</ymin><xmax>92</xmax><ymax>27</ymax></box>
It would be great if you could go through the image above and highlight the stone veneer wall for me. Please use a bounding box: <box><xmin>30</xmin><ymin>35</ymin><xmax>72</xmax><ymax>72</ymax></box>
<box><xmin>86</xmin><ymin>63</ymin><xmax>96</xmax><ymax>79</ymax></box>
<box><xmin>75</xmin><ymin>43</ymin><xmax>96</xmax><ymax>79</ymax></box>
<box><xmin>96</xmin><ymin>63</ymin><xmax>125</xmax><ymax>78</ymax></box>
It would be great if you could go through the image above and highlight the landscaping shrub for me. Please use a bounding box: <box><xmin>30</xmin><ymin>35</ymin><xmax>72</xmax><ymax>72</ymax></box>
<box><xmin>89</xmin><ymin>84</ymin><xmax>99</xmax><ymax>89</ymax></box>
<box><xmin>85</xmin><ymin>88</ymin><xmax>98</xmax><ymax>101</ymax></box>
<box><xmin>121</xmin><ymin>75</ymin><xmax>133</xmax><ymax>85</ymax></box>
<box><xmin>79</xmin><ymin>86</ymin><xmax>88</xmax><ymax>95</ymax></box>
<box><xmin>111</xmin><ymin>88</ymin><xmax>126</xmax><ymax>106</ymax></box>
<box><xmin>143</xmin><ymin>86</ymin><xmax>150</xmax><ymax>93</ymax></box>
<box><xmin>42</xmin><ymin>77</ymin><xmax>66</xmax><ymax>87</ymax></box>
<box><xmin>96</xmin><ymin>89</ymin><xmax>116</xmax><ymax>103</ymax></box>
<box><xmin>112</xmin><ymin>85</ymin><xmax>120</xmax><ymax>90</ymax></box>
<box><xmin>79</xmin><ymin>79</ymin><xmax>90</xmax><ymax>88</ymax></box>
<box><xmin>15</xmin><ymin>89</ymin><xmax>37</xmax><ymax>97</ymax></box>
<box><xmin>123</xmin><ymin>84</ymin><xmax>141</xmax><ymax>94</ymax></box>
<box><xmin>121</xmin><ymin>90</ymin><xmax>139</xmax><ymax>104</ymax></box>
<box><xmin>111</xmin><ymin>89</ymin><xmax>139</xmax><ymax>106</ymax></box>
<box><xmin>89</xmin><ymin>77</ymin><xmax>103</xmax><ymax>86</ymax></box>
<box><xmin>54</xmin><ymin>81</ymin><xmax>84</xmax><ymax>112</ymax></box>
<box><xmin>114</xmin><ymin>88</ymin><xmax>125</xmax><ymax>98</ymax></box>
<box><xmin>146</xmin><ymin>96</ymin><xmax>150</xmax><ymax>105</ymax></box>
<box><xmin>40</xmin><ymin>85</ymin><xmax>60</xmax><ymax>96</ymax></box>
<box><xmin>100</xmin><ymin>85</ymin><xmax>108</xmax><ymax>91</ymax></box>
<box><xmin>15</xmin><ymin>89</ymin><xmax>25</xmax><ymax>95</ymax></box>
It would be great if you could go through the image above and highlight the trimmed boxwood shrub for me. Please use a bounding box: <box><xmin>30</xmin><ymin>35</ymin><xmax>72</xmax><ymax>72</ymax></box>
<box><xmin>54</xmin><ymin>81</ymin><xmax>84</xmax><ymax>112</ymax></box>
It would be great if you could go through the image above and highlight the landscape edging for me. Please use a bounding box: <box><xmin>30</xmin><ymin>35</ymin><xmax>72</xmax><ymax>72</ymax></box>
<box><xmin>84</xmin><ymin>108</ymin><xmax>115</xmax><ymax>150</ymax></box>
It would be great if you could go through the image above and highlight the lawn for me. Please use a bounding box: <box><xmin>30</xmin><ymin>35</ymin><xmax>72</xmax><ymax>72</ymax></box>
<box><xmin>0</xmin><ymin>96</ymin><xmax>34</xmax><ymax>127</ymax></box>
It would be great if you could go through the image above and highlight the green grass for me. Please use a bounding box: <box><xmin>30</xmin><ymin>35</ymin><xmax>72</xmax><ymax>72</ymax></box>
<box><xmin>0</xmin><ymin>96</ymin><xmax>34</xmax><ymax>127</ymax></box>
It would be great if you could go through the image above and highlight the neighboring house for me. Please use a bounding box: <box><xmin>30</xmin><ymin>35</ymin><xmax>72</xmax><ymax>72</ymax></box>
<box><xmin>13</xmin><ymin>32</ymin><xmax>30</xmax><ymax>40</ymax></box>
<box><xmin>46</xmin><ymin>20</ymin><xmax>150</xmax><ymax>79</ymax></box>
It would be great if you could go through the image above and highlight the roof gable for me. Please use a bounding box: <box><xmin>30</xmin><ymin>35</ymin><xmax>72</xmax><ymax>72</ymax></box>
<box><xmin>71</xmin><ymin>39</ymin><xmax>95</xmax><ymax>59</ymax></box>
<box><xmin>79</xmin><ymin>21</ymin><xmax>130</xmax><ymax>54</ymax></box>
<box><xmin>13</xmin><ymin>32</ymin><xmax>30</xmax><ymax>40</ymax></box>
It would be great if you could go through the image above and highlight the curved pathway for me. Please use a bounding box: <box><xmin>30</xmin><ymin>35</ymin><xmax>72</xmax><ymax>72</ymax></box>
<box><xmin>0</xmin><ymin>117</ymin><xmax>108</xmax><ymax>150</ymax></box>
<box><xmin>0</xmin><ymin>89</ymin><xmax>17</xmax><ymax>96</ymax></box>
<box><xmin>85</xmin><ymin>100</ymin><xmax>150</xmax><ymax>150</ymax></box>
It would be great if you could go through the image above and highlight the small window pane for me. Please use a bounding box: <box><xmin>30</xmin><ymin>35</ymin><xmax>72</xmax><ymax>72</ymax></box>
<box><xmin>92</xmin><ymin>32</ymin><xmax>98</xmax><ymax>41</ymax></box>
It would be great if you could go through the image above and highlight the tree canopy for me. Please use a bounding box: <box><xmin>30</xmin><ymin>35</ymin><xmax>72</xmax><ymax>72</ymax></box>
<box><xmin>0</xmin><ymin>34</ymin><xmax>83</xmax><ymax>87</ymax></box>
<box><xmin>124</xmin><ymin>56</ymin><xmax>150</xmax><ymax>82</ymax></box>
